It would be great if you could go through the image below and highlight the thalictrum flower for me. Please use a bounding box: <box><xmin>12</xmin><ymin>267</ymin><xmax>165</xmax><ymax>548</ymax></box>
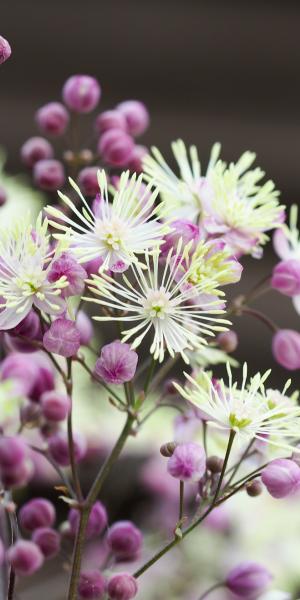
<box><xmin>86</xmin><ymin>241</ymin><xmax>230</xmax><ymax>363</ymax></box>
<box><xmin>46</xmin><ymin>169</ymin><xmax>168</xmax><ymax>273</ymax></box>
<box><xmin>0</xmin><ymin>214</ymin><xmax>67</xmax><ymax>330</ymax></box>
<box><xmin>174</xmin><ymin>363</ymin><xmax>300</xmax><ymax>451</ymax></box>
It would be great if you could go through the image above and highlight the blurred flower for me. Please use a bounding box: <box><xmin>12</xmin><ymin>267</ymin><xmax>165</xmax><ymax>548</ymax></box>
<box><xmin>116</xmin><ymin>100</ymin><xmax>150</xmax><ymax>136</ymax></box>
<box><xmin>225</xmin><ymin>561</ymin><xmax>272</xmax><ymax>598</ymax></box>
<box><xmin>167</xmin><ymin>442</ymin><xmax>206</xmax><ymax>482</ymax></box>
<box><xmin>98</xmin><ymin>129</ymin><xmax>135</xmax><ymax>167</ymax></box>
<box><xmin>0</xmin><ymin>35</ymin><xmax>11</xmax><ymax>64</ymax></box>
<box><xmin>107</xmin><ymin>572</ymin><xmax>138</xmax><ymax>600</ymax></box>
<box><xmin>272</xmin><ymin>329</ymin><xmax>300</xmax><ymax>370</ymax></box>
<box><xmin>69</xmin><ymin>501</ymin><xmax>107</xmax><ymax>539</ymax></box>
<box><xmin>33</xmin><ymin>159</ymin><xmax>65</xmax><ymax>191</ymax></box>
<box><xmin>261</xmin><ymin>458</ymin><xmax>300</xmax><ymax>499</ymax></box>
<box><xmin>20</xmin><ymin>137</ymin><xmax>54</xmax><ymax>168</ymax></box>
<box><xmin>62</xmin><ymin>75</ymin><xmax>101</xmax><ymax>113</ymax></box>
<box><xmin>107</xmin><ymin>520</ymin><xmax>142</xmax><ymax>561</ymax></box>
<box><xmin>48</xmin><ymin>430</ymin><xmax>86</xmax><ymax>466</ymax></box>
<box><xmin>35</xmin><ymin>102</ymin><xmax>69</xmax><ymax>136</ymax></box>
<box><xmin>95</xmin><ymin>109</ymin><xmax>127</xmax><ymax>134</ymax></box>
<box><xmin>273</xmin><ymin>205</ymin><xmax>300</xmax><ymax>313</ymax></box>
<box><xmin>7</xmin><ymin>540</ymin><xmax>44</xmax><ymax>576</ymax></box>
<box><xmin>19</xmin><ymin>498</ymin><xmax>56</xmax><ymax>532</ymax></box>
<box><xmin>32</xmin><ymin>527</ymin><xmax>61</xmax><ymax>559</ymax></box>
<box><xmin>78</xmin><ymin>569</ymin><xmax>106</xmax><ymax>599</ymax></box>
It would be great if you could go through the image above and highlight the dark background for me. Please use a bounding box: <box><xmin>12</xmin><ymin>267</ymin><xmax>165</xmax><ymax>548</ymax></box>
<box><xmin>1</xmin><ymin>0</ymin><xmax>300</xmax><ymax>381</ymax></box>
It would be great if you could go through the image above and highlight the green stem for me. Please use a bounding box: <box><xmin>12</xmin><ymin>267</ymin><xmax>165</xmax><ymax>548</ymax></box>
<box><xmin>66</xmin><ymin>359</ymin><xmax>83</xmax><ymax>502</ymax></box>
<box><xmin>179</xmin><ymin>480</ymin><xmax>184</xmax><ymax>522</ymax></box>
<box><xmin>76</xmin><ymin>355</ymin><xmax>127</xmax><ymax>407</ymax></box>
<box><xmin>224</xmin><ymin>439</ymin><xmax>255</xmax><ymax>490</ymax></box>
<box><xmin>198</xmin><ymin>582</ymin><xmax>224</xmax><ymax>600</ymax></box>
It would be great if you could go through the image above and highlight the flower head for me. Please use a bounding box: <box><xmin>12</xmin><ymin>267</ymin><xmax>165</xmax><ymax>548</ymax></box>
<box><xmin>46</xmin><ymin>170</ymin><xmax>168</xmax><ymax>273</ymax></box>
<box><xmin>86</xmin><ymin>241</ymin><xmax>230</xmax><ymax>363</ymax></box>
<box><xmin>174</xmin><ymin>363</ymin><xmax>300</xmax><ymax>450</ymax></box>
<box><xmin>0</xmin><ymin>213</ymin><xmax>67</xmax><ymax>330</ymax></box>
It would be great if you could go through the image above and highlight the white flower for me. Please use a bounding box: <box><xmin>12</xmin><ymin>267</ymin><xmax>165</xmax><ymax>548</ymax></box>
<box><xmin>143</xmin><ymin>140</ymin><xmax>284</xmax><ymax>257</ymax></box>
<box><xmin>46</xmin><ymin>170</ymin><xmax>168</xmax><ymax>273</ymax></box>
<box><xmin>0</xmin><ymin>213</ymin><xmax>67</xmax><ymax>330</ymax></box>
<box><xmin>86</xmin><ymin>241</ymin><xmax>230</xmax><ymax>363</ymax></box>
<box><xmin>174</xmin><ymin>363</ymin><xmax>300</xmax><ymax>450</ymax></box>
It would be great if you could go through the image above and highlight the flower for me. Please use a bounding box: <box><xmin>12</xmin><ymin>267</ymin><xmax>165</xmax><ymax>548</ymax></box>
<box><xmin>46</xmin><ymin>170</ymin><xmax>167</xmax><ymax>273</ymax></box>
<box><xmin>143</xmin><ymin>140</ymin><xmax>283</xmax><ymax>257</ymax></box>
<box><xmin>43</xmin><ymin>318</ymin><xmax>81</xmax><ymax>357</ymax></box>
<box><xmin>225</xmin><ymin>562</ymin><xmax>272</xmax><ymax>598</ymax></box>
<box><xmin>273</xmin><ymin>205</ymin><xmax>300</xmax><ymax>313</ymax></box>
<box><xmin>86</xmin><ymin>242</ymin><xmax>230</xmax><ymax>363</ymax></box>
<box><xmin>261</xmin><ymin>458</ymin><xmax>300</xmax><ymax>498</ymax></box>
<box><xmin>0</xmin><ymin>213</ymin><xmax>67</xmax><ymax>330</ymax></box>
<box><xmin>94</xmin><ymin>340</ymin><xmax>138</xmax><ymax>385</ymax></box>
<box><xmin>107</xmin><ymin>520</ymin><xmax>143</xmax><ymax>561</ymax></box>
<box><xmin>7</xmin><ymin>540</ymin><xmax>44</xmax><ymax>576</ymax></box>
<box><xmin>174</xmin><ymin>363</ymin><xmax>300</xmax><ymax>450</ymax></box>
<box><xmin>167</xmin><ymin>442</ymin><xmax>206</xmax><ymax>482</ymax></box>
<box><xmin>272</xmin><ymin>329</ymin><xmax>300</xmax><ymax>370</ymax></box>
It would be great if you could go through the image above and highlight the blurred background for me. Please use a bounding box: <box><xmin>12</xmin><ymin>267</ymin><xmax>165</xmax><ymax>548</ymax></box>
<box><xmin>1</xmin><ymin>3</ymin><xmax>300</xmax><ymax>598</ymax></box>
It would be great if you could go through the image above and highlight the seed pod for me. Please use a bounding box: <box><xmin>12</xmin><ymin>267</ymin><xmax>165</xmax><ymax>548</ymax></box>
<box><xmin>160</xmin><ymin>442</ymin><xmax>177</xmax><ymax>458</ymax></box>
<box><xmin>206</xmin><ymin>455</ymin><xmax>224</xmax><ymax>474</ymax></box>
<box><xmin>246</xmin><ymin>479</ymin><xmax>263</xmax><ymax>497</ymax></box>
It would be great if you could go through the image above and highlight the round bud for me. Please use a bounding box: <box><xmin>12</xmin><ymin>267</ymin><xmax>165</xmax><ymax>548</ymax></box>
<box><xmin>98</xmin><ymin>129</ymin><xmax>134</xmax><ymax>167</ymax></box>
<box><xmin>261</xmin><ymin>458</ymin><xmax>300</xmax><ymax>498</ymax></box>
<box><xmin>246</xmin><ymin>479</ymin><xmax>263</xmax><ymax>497</ymax></box>
<box><xmin>95</xmin><ymin>110</ymin><xmax>127</xmax><ymax>135</ymax></box>
<box><xmin>69</xmin><ymin>501</ymin><xmax>107</xmax><ymax>539</ymax></box>
<box><xmin>116</xmin><ymin>100</ymin><xmax>149</xmax><ymax>137</ymax></box>
<box><xmin>206</xmin><ymin>455</ymin><xmax>224</xmax><ymax>474</ymax></box>
<box><xmin>62</xmin><ymin>75</ymin><xmax>101</xmax><ymax>113</ymax></box>
<box><xmin>0</xmin><ymin>436</ymin><xmax>27</xmax><ymax>469</ymax></box>
<box><xmin>78</xmin><ymin>167</ymin><xmax>99</xmax><ymax>197</ymax></box>
<box><xmin>35</xmin><ymin>102</ymin><xmax>69</xmax><ymax>136</ymax></box>
<box><xmin>226</xmin><ymin>562</ymin><xmax>272</xmax><ymax>598</ymax></box>
<box><xmin>107</xmin><ymin>573</ymin><xmax>138</xmax><ymax>600</ymax></box>
<box><xmin>0</xmin><ymin>186</ymin><xmax>7</xmax><ymax>206</ymax></box>
<box><xmin>33</xmin><ymin>159</ymin><xmax>65</xmax><ymax>191</ymax></box>
<box><xmin>1</xmin><ymin>460</ymin><xmax>33</xmax><ymax>489</ymax></box>
<box><xmin>0</xmin><ymin>36</ymin><xmax>11</xmax><ymax>65</ymax></box>
<box><xmin>41</xmin><ymin>391</ymin><xmax>71</xmax><ymax>422</ymax></box>
<box><xmin>160</xmin><ymin>442</ymin><xmax>177</xmax><ymax>458</ymax></box>
<box><xmin>107</xmin><ymin>520</ymin><xmax>142</xmax><ymax>561</ymax></box>
<box><xmin>19</xmin><ymin>498</ymin><xmax>55</xmax><ymax>532</ymax></box>
<box><xmin>217</xmin><ymin>330</ymin><xmax>238</xmax><ymax>353</ymax></box>
<box><xmin>7</xmin><ymin>540</ymin><xmax>44</xmax><ymax>576</ymax></box>
<box><xmin>78</xmin><ymin>570</ymin><xmax>106</xmax><ymax>599</ymax></box>
<box><xmin>32</xmin><ymin>527</ymin><xmax>61</xmax><ymax>559</ymax></box>
<box><xmin>76</xmin><ymin>310</ymin><xmax>94</xmax><ymax>346</ymax></box>
<box><xmin>272</xmin><ymin>329</ymin><xmax>300</xmax><ymax>370</ymax></box>
<box><xmin>48</xmin><ymin>431</ymin><xmax>86</xmax><ymax>466</ymax></box>
<box><xmin>20</xmin><ymin>137</ymin><xmax>54</xmax><ymax>168</ymax></box>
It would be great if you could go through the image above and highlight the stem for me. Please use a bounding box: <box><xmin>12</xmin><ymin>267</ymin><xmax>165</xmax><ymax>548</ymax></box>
<box><xmin>30</xmin><ymin>445</ymin><xmax>75</xmax><ymax>498</ymax></box>
<box><xmin>7</xmin><ymin>570</ymin><xmax>16</xmax><ymax>600</ymax></box>
<box><xmin>149</xmin><ymin>355</ymin><xmax>179</xmax><ymax>394</ymax></box>
<box><xmin>76</xmin><ymin>355</ymin><xmax>126</xmax><ymax>407</ymax></box>
<box><xmin>198</xmin><ymin>582</ymin><xmax>224</xmax><ymax>600</ymax></box>
<box><xmin>179</xmin><ymin>481</ymin><xmax>184</xmax><ymax>522</ymax></box>
<box><xmin>240</xmin><ymin>307</ymin><xmax>278</xmax><ymax>333</ymax></box>
<box><xmin>66</xmin><ymin>359</ymin><xmax>83</xmax><ymax>502</ymax></box>
<box><xmin>202</xmin><ymin>421</ymin><xmax>208</xmax><ymax>454</ymax></box>
<box><xmin>67</xmin><ymin>413</ymin><xmax>135</xmax><ymax>599</ymax></box>
<box><xmin>143</xmin><ymin>356</ymin><xmax>157</xmax><ymax>396</ymax></box>
<box><xmin>224</xmin><ymin>439</ymin><xmax>255</xmax><ymax>490</ymax></box>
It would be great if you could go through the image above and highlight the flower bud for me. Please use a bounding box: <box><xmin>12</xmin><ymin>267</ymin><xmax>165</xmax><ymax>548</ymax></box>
<box><xmin>48</xmin><ymin>431</ymin><xmax>86</xmax><ymax>466</ymax></box>
<box><xmin>261</xmin><ymin>458</ymin><xmax>300</xmax><ymax>499</ymax></box>
<box><xmin>160</xmin><ymin>442</ymin><xmax>177</xmax><ymax>458</ymax></box>
<box><xmin>9</xmin><ymin>309</ymin><xmax>41</xmax><ymax>347</ymax></box>
<box><xmin>271</xmin><ymin>259</ymin><xmax>300</xmax><ymax>297</ymax></box>
<box><xmin>0</xmin><ymin>539</ymin><xmax>4</xmax><ymax>566</ymax></box>
<box><xmin>20</xmin><ymin>137</ymin><xmax>54</xmax><ymax>168</ymax></box>
<box><xmin>226</xmin><ymin>562</ymin><xmax>272</xmax><ymax>598</ymax></box>
<box><xmin>36</xmin><ymin>102</ymin><xmax>69</xmax><ymax>136</ymax></box>
<box><xmin>167</xmin><ymin>442</ymin><xmax>206</xmax><ymax>483</ymax></box>
<box><xmin>107</xmin><ymin>521</ymin><xmax>142</xmax><ymax>561</ymax></box>
<box><xmin>1</xmin><ymin>459</ymin><xmax>33</xmax><ymax>489</ymax></box>
<box><xmin>0</xmin><ymin>186</ymin><xmax>7</xmax><ymax>206</ymax></box>
<box><xmin>62</xmin><ymin>75</ymin><xmax>101</xmax><ymax>113</ymax></box>
<box><xmin>217</xmin><ymin>330</ymin><xmax>238</xmax><ymax>353</ymax></box>
<box><xmin>94</xmin><ymin>340</ymin><xmax>138</xmax><ymax>385</ymax></box>
<box><xmin>32</xmin><ymin>527</ymin><xmax>61</xmax><ymax>559</ymax></box>
<box><xmin>47</xmin><ymin>253</ymin><xmax>87</xmax><ymax>298</ymax></box>
<box><xmin>206</xmin><ymin>455</ymin><xmax>224</xmax><ymax>474</ymax></box>
<box><xmin>78</xmin><ymin>167</ymin><xmax>100</xmax><ymax>197</ymax></box>
<box><xmin>95</xmin><ymin>110</ymin><xmax>127</xmax><ymax>135</ymax></box>
<box><xmin>272</xmin><ymin>329</ymin><xmax>300</xmax><ymax>370</ymax></box>
<box><xmin>98</xmin><ymin>129</ymin><xmax>134</xmax><ymax>167</ymax></box>
<box><xmin>41</xmin><ymin>391</ymin><xmax>71</xmax><ymax>422</ymax></box>
<box><xmin>0</xmin><ymin>35</ymin><xmax>11</xmax><ymax>65</ymax></box>
<box><xmin>107</xmin><ymin>573</ymin><xmax>138</xmax><ymax>600</ymax></box>
<box><xmin>43</xmin><ymin>318</ymin><xmax>81</xmax><ymax>357</ymax></box>
<box><xmin>78</xmin><ymin>570</ymin><xmax>106</xmax><ymax>599</ymax></box>
<box><xmin>69</xmin><ymin>501</ymin><xmax>107</xmax><ymax>539</ymax></box>
<box><xmin>116</xmin><ymin>100</ymin><xmax>149</xmax><ymax>137</ymax></box>
<box><xmin>76</xmin><ymin>310</ymin><xmax>94</xmax><ymax>346</ymax></box>
<box><xmin>33</xmin><ymin>159</ymin><xmax>65</xmax><ymax>191</ymax></box>
<box><xmin>7</xmin><ymin>540</ymin><xmax>44</xmax><ymax>576</ymax></box>
<box><xmin>246</xmin><ymin>479</ymin><xmax>263</xmax><ymax>497</ymax></box>
<box><xmin>19</xmin><ymin>498</ymin><xmax>55</xmax><ymax>532</ymax></box>
<box><xmin>0</xmin><ymin>352</ymin><xmax>40</xmax><ymax>396</ymax></box>
<box><xmin>161</xmin><ymin>219</ymin><xmax>200</xmax><ymax>257</ymax></box>
<box><xmin>127</xmin><ymin>145</ymin><xmax>148</xmax><ymax>173</ymax></box>
<box><xmin>0</xmin><ymin>436</ymin><xmax>27</xmax><ymax>469</ymax></box>
<box><xmin>29</xmin><ymin>353</ymin><xmax>55</xmax><ymax>402</ymax></box>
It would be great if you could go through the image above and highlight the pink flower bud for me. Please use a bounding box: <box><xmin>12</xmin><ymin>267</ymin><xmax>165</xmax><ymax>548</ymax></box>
<box><xmin>161</xmin><ymin>219</ymin><xmax>200</xmax><ymax>257</ymax></box>
<box><xmin>33</xmin><ymin>159</ymin><xmax>65</xmax><ymax>191</ymax></box>
<box><xmin>272</xmin><ymin>329</ymin><xmax>300</xmax><ymax>370</ymax></box>
<box><xmin>0</xmin><ymin>186</ymin><xmax>7</xmax><ymax>206</ymax></box>
<box><xmin>78</xmin><ymin>570</ymin><xmax>106</xmax><ymax>599</ymax></box>
<box><xmin>48</xmin><ymin>430</ymin><xmax>86</xmax><ymax>466</ymax></box>
<box><xmin>19</xmin><ymin>498</ymin><xmax>55</xmax><ymax>532</ymax></box>
<box><xmin>217</xmin><ymin>330</ymin><xmax>238</xmax><ymax>353</ymax></box>
<box><xmin>0</xmin><ymin>352</ymin><xmax>40</xmax><ymax>396</ymax></box>
<box><xmin>0</xmin><ymin>35</ymin><xmax>11</xmax><ymax>65</ymax></box>
<box><xmin>1</xmin><ymin>460</ymin><xmax>33</xmax><ymax>489</ymax></box>
<box><xmin>7</xmin><ymin>310</ymin><xmax>41</xmax><ymax>353</ymax></box>
<box><xmin>167</xmin><ymin>442</ymin><xmax>206</xmax><ymax>482</ymax></box>
<box><xmin>36</xmin><ymin>102</ymin><xmax>69</xmax><ymax>136</ymax></box>
<box><xmin>69</xmin><ymin>501</ymin><xmax>107</xmax><ymax>539</ymax></box>
<box><xmin>43</xmin><ymin>318</ymin><xmax>81</xmax><ymax>357</ymax></box>
<box><xmin>83</xmin><ymin>256</ymin><xmax>104</xmax><ymax>277</ymax></box>
<box><xmin>7</xmin><ymin>540</ymin><xmax>44</xmax><ymax>576</ymax></box>
<box><xmin>0</xmin><ymin>436</ymin><xmax>27</xmax><ymax>468</ymax></box>
<box><xmin>95</xmin><ymin>110</ymin><xmax>127</xmax><ymax>135</ymax></box>
<box><xmin>226</xmin><ymin>562</ymin><xmax>272</xmax><ymax>598</ymax></box>
<box><xmin>107</xmin><ymin>521</ymin><xmax>142</xmax><ymax>561</ymax></box>
<box><xmin>271</xmin><ymin>259</ymin><xmax>300</xmax><ymax>297</ymax></box>
<box><xmin>94</xmin><ymin>340</ymin><xmax>138</xmax><ymax>385</ymax></box>
<box><xmin>29</xmin><ymin>353</ymin><xmax>55</xmax><ymax>402</ymax></box>
<box><xmin>32</xmin><ymin>527</ymin><xmax>61</xmax><ymax>559</ymax></box>
<box><xmin>98</xmin><ymin>129</ymin><xmax>134</xmax><ymax>167</ymax></box>
<box><xmin>107</xmin><ymin>573</ymin><xmax>138</xmax><ymax>600</ymax></box>
<box><xmin>20</xmin><ymin>137</ymin><xmax>54</xmax><ymax>168</ymax></box>
<box><xmin>76</xmin><ymin>310</ymin><xmax>94</xmax><ymax>346</ymax></box>
<box><xmin>116</xmin><ymin>101</ymin><xmax>149</xmax><ymax>137</ymax></box>
<box><xmin>127</xmin><ymin>145</ymin><xmax>148</xmax><ymax>173</ymax></box>
<box><xmin>41</xmin><ymin>391</ymin><xmax>71</xmax><ymax>422</ymax></box>
<box><xmin>78</xmin><ymin>167</ymin><xmax>99</xmax><ymax>197</ymax></box>
<box><xmin>62</xmin><ymin>75</ymin><xmax>101</xmax><ymax>113</ymax></box>
<box><xmin>261</xmin><ymin>458</ymin><xmax>300</xmax><ymax>498</ymax></box>
<box><xmin>48</xmin><ymin>253</ymin><xmax>87</xmax><ymax>298</ymax></box>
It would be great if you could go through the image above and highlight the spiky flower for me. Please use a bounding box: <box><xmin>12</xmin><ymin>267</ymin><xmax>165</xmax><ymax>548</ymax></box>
<box><xmin>86</xmin><ymin>241</ymin><xmax>230</xmax><ymax>363</ymax></box>
<box><xmin>0</xmin><ymin>214</ymin><xmax>67</xmax><ymax>330</ymax></box>
<box><xmin>143</xmin><ymin>140</ymin><xmax>284</xmax><ymax>257</ymax></box>
<box><xmin>46</xmin><ymin>170</ymin><xmax>168</xmax><ymax>273</ymax></box>
<box><xmin>174</xmin><ymin>363</ymin><xmax>300</xmax><ymax>450</ymax></box>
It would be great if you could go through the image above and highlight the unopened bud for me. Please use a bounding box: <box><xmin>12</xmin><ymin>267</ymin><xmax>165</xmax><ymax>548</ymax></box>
<box><xmin>160</xmin><ymin>442</ymin><xmax>177</xmax><ymax>458</ymax></box>
<box><xmin>246</xmin><ymin>479</ymin><xmax>263</xmax><ymax>497</ymax></box>
<box><xmin>206</xmin><ymin>455</ymin><xmax>224</xmax><ymax>474</ymax></box>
